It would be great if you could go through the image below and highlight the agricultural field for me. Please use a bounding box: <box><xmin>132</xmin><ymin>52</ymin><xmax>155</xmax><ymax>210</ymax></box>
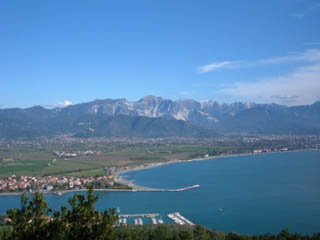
<box><xmin>0</xmin><ymin>143</ymin><xmax>231</xmax><ymax>178</ymax></box>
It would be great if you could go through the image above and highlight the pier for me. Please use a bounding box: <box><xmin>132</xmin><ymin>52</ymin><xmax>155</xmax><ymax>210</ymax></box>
<box><xmin>118</xmin><ymin>212</ymin><xmax>194</xmax><ymax>226</ymax></box>
<box><xmin>167</xmin><ymin>212</ymin><xmax>195</xmax><ymax>226</ymax></box>
<box><xmin>119</xmin><ymin>213</ymin><xmax>159</xmax><ymax>226</ymax></box>
<box><xmin>129</xmin><ymin>184</ymin><xmax>201</xmax><ymax>192</ymax></box>
<box><xmin>120</xmin><ymin>213</ymin><xmax>160</xmax><ymax>218</ymax></box>
<box><xmin>115</xmin><ymin>173</ymin><xmax>200</xmax><ymax>192</ymax></box>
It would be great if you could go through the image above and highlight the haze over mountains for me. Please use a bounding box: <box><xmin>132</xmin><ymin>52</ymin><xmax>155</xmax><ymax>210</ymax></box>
<box><xmin>1</xmin><ymin>95</ymin><xmax>320</xmax><ymax>139</ymax></box>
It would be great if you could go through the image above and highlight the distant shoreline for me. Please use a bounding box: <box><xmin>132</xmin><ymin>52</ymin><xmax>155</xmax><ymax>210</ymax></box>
<box><xmin>0</xmin><ymin>149</ymin><xmax>318</xmax><ymax>196</ymax></box>
<box><xmin>114</xmin><ymin>148</ymin><xmax>319</xmax><ymax>189</ymax></box>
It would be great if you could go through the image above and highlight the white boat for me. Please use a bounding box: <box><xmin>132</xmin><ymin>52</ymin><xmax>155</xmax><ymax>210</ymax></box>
<box><xmin>151</xmin><ymin>218</ymin><xmax>157</xmax><ymax>224</ymax></box>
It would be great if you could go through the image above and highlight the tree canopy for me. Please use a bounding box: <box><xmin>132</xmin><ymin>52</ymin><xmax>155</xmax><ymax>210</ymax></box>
<box><xmin>5</xmin><ymin>186</ymin><xmax>118</xmax><ymax>240</ymax></box>
<box><xmin>1</xmin><ymin>188</ymin><xmax>320</xmax><ymax>240</ymax></box>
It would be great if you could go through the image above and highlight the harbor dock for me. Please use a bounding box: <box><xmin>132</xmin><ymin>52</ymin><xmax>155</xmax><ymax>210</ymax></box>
<box><xmin>118</xmin><ymin>212</ymin><xmax>194</xmax><ymax>226</ymax></box>
<box><xmin>167</xmin><ymin>212</ymin><xmax>195</xmax><ymax>226</ymax></box>
<box><xmin>120</xmin><ymin>213</ymin><xmax>160</xmax><ymax>218</ymax></box>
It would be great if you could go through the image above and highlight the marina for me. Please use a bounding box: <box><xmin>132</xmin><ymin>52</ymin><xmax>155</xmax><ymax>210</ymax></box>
<box><xmin>119</xmin><ymin>213</ymin><xmax>160</xmax><ymax>218</ymax></box>
<box><xmin>132</xmin><ymin>218</ymin><xmax>143</xmax><ymax>225</ymax></box>
<box><xmin>119</xmin><ymin>213</ymin><xmax>161</xmax><ymax>226</ymax></box>
<box><xmin>118</xmin><ymin>212</ymin><xmax>192</xmax><ymax>226</ymax></box>
<box><xmin>167</xmin><ymin>212</ymin><xmax>195</xmax><ymax>226</ymax></box>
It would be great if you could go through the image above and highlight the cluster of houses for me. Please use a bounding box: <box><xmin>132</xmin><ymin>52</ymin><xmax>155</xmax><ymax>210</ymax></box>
<box><xmin>0</xmin><ymin>175</ymin><xmax>114</xmax><ymax>193</ymax></box>
<box><xmin>252</xmin><ymin>147</ymin><xmax>288</xmax><ymax>154</ymax></box>
<box><xmin>53</xmin><ymin>150</ymin><xmax>99</xmax><ymax>159</ymax></box>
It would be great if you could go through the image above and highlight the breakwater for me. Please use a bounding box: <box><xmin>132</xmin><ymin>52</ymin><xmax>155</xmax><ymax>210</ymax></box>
<box><xmin>130</xmin><ymin>184</ymin><xmax>200</xmax><ymax>192</ymax></box>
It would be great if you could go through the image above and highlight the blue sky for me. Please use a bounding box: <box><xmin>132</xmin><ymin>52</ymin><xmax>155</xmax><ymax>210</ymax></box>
<box><xmin>1</xmin><ymin>0</ymin><xmax>320</xmax><ymax>108</ymax></box>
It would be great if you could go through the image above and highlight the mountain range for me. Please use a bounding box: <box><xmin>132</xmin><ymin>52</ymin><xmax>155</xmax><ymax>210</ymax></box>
<box><xmin>1</xmin><ymin>95</ymin><xmax>320</xmax><ymax>139</ymax></box>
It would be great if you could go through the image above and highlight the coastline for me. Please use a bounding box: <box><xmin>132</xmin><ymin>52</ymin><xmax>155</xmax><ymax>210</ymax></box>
<box><xmin>114</xmin><ymin>148</ymin><xmax>319</xmax><ymax>189</ymax></box>
<box><xmin>0</xmin><ymin>185</ymin><xmax>201</xmax><ymax>196</ymax></box>
<box><xmin>113</xmin><ymin>153</ymin><xmax>251</xmax><ymax>190</ymax></box>
<box><xmin>0</xmin><ymin>188</ymin><xmax>142</xmax><ymax>196</ymax></box>
<box><xmin>0</xmin><ymin>149</ymin><xmax>318</xmax><ymax>196</ymax></box>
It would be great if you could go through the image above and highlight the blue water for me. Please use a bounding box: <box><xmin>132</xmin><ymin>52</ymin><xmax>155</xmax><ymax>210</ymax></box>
<box><xmin>1</xmin><ymin>151</ymin><xmax>320</xmax><ymax>235</ymax></box>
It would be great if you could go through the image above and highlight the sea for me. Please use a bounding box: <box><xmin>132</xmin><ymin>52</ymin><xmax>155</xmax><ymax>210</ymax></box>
<box><xmin>0</xmin><ymin>150</ymin><xmax>320</xmax><ymax>235</ymax></box>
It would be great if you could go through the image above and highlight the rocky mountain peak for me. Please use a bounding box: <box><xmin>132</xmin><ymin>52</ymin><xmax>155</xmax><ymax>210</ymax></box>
<box><xmin>139</xmin><ymin>95</ymin><xmax>165</xmax><ymax>103</ymax></box>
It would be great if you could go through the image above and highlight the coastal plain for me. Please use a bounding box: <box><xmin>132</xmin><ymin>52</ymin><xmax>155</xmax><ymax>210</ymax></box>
<box><xmin>1</xmin><ymin>135</ymin><xmax>319</xmax><ymax>179</ymax></box>
<box><xmin>0</xmin><ymin>140</ymin><xmax>230</xmax><ymax>178</ymax></box>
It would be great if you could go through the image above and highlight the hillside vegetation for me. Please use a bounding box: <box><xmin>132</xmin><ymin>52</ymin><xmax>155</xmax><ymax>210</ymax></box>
<box><xmin>2</xmin><ymin>96</ymin><xmax>320</xmax><ymax>139</ymax></box>
<box><xmin>0</xmin><ymin>188</ymin><xmax>320</xmax><ymax>240</ymax></box>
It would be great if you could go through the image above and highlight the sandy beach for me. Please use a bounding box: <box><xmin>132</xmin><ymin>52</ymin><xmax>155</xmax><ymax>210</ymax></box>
<box><xmin>113</xmin><ymin>148</ymin><xmax>318</xmax><ymax>190</ymax></box>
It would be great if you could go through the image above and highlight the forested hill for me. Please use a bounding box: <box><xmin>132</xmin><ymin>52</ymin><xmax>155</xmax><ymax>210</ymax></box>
<box><xmin>1</xmin><ymin>96</ymin><xmax>320</xmax><ymax>139</ymax></box>
<box><xmin>0</xmin><ymin>107</ymin><xmax>215</xmax><ymax>139</ymax></box>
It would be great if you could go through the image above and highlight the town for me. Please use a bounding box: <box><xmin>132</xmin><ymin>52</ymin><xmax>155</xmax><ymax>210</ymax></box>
<box><xmin>0</xmin><ymin>173</ymin><xmax>130</xmax><ymax>193</ymax></box>
<box><xmin>1</xmin><ymin>134</ymin><xmax>320</xmax><ymax>194</ymax></box>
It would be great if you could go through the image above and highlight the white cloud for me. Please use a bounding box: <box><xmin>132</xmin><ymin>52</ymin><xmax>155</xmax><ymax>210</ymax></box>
<box><xmin>199</xmin><ymin>49</ymin><xmax>320</xmax><ymax>73</ymax></box>
<box><xmin>220</xmin><ymin>64</ymin><xmax>320</xmax><ymax>106</ymax></box>
<box><xmin>199</xmin><ymin>61</ymin><xmax>233</xmax><ymax>73</ymax></box>
<box><xmin>54</xmin><ymin>100</ymin><xmax>72</xmax><ymax>108</ymax></box>
<box><xmin>258</xmin><ymin>49</ymin><xmax>320</xmax><ymax>64</ymax></box>
<box><xmin>201</xmin><ymin>49</ymin><xmax>320</xmax><ymax>105</ymax></box>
